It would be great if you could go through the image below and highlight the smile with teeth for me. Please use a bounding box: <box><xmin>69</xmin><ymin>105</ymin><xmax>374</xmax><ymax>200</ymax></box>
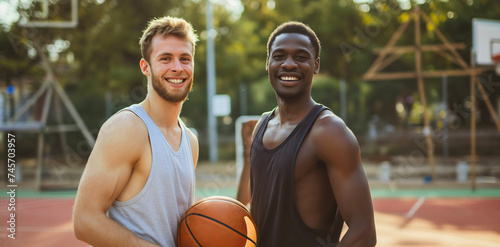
<box><xmin>280</xmin><ymin>76</ymin><xmax>299</xmax><ymax>81</ymax></box>
<box><xmin>166</xmin><ymin>78</ymin><xmax>184</xmax><ymax>84</ymax></box>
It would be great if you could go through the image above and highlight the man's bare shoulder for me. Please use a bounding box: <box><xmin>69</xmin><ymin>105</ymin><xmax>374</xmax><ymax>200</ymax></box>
<box><xmin>93</xmin><ymin>110</ymin><xmax>149</xmax><ymax>158</ymax></box>
<box><xmin>311</xmin><ymin>109</ymin><xmax>358</xmax><ymax>149</ymax></box>
<box><xmin>314</xmin><ymin>110</ymin><xmax>350</xmax><ymax>134</ymax></box>
<box><xmin>79</xmin><ymin>110</ymin><xmax>149</xmax><ymax>203</ymax></box>
<box><xmin>98</xmin><ymin>111</ymin><xmax>147</xmax><ymax>139</ymax></box>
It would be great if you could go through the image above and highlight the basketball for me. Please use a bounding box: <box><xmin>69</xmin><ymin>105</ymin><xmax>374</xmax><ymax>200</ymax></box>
<box><xmin>177</xmin><ymin>196</ymin><xmax>257</xmax><ymax>247</ymax></box>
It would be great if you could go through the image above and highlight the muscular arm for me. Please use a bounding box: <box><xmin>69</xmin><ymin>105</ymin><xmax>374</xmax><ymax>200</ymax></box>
<box><xmin>313</xmin><ymin>113</ymin><xmax>376</xmax><ymax>246</ymax></box>
<box><xmin>73</xmin><ymin>112</ymin><xmax>159</xmax><ymax>247</ymax></box>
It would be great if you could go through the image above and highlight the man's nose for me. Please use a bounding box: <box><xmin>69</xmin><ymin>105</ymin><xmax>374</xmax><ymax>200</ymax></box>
<box><xmin>281</xmin><ymin>56</ymin><xmax>298</xmax><ymax>69</ymax></box>
<box><xmin>171</xmin><ymin>58</ymin><xmax>183</xmax><ymax>72</ymax></box>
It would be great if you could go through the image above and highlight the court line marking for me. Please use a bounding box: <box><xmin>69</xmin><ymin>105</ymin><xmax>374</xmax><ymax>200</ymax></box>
<box><xmin>405</xmin><ymin>196</ymin><xmax>426</xmax><ymax>218</ymax></box>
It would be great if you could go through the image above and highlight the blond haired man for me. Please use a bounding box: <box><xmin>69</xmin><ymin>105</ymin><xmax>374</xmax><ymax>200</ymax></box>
<box><xmin>73</xmin><ymin>16</ymin><xmax>199</xmax><ymax>247</ymax></box>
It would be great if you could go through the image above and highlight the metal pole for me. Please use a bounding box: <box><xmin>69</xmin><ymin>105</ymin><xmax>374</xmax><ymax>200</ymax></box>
<box><xmin>35</xmin><ymin>131</ymin><xmax>45</xmax><ymax>191</ymax></box>
<box><xmin>240</xmin><ymin>83</ymin><xmax>248</xmax><ymax>116</ymax></box>
<box><xmin>207</xmin><ymin>0</ymin><xmax>218</xmax><ymax>162</ymax></box>
<box><xmin>470</xmin><ymin>50</ymin><xmax>476</xmax><ymax>191</ymax></box>
<box><xmin>442</xmin><ymin>75</ymin><xmax>448</xmax><ymax>165</ymax></box>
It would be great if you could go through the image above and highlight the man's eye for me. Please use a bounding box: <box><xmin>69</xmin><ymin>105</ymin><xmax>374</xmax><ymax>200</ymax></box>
<box><xmin>273</xmin><ymin>54</ymin><xmax>284</xmax><ymax>59</ymax></box>
<box><xmin>161</xmin><ymin>57</ymin><xmax>171</xmax><ymax>61</ymax></box>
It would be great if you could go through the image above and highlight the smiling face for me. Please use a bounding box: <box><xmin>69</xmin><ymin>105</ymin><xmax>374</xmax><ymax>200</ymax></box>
<box><xmin>267</xmin><ymin>33</ymin><xmax>319</xmax><ymax>100</ymax></box>
<box><xmin>141</xmin><ymin>34</ymin><xmax>194</xmax><ymax>102</ymax></box>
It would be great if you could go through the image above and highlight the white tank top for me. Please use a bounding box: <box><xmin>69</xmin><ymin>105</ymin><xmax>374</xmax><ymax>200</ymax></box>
<box><xmin>107</xmin><ymin>104</ymin><xmax>195</xmax><ymax>247</ymax></box>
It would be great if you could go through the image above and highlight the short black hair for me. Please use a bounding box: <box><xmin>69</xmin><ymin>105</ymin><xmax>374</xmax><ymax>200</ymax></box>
<box><xmin>267</xmin><ymin>21</ymin><xmax>321</xmax><ymax>60</ymax></box>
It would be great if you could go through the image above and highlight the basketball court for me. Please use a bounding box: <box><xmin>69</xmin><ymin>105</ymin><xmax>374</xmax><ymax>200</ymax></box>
<box><xmin>373</xmin><ymin>197</ymin><xmax>500</xmax><ymax>247</ymax></box>
<box><xmin>1</xmin><ymin>177</ymin><xmax>500</xmax><ymax>247</ymax></box>
<box><xmin>1</xmin><ymin>2</ymin><xmax>500</xmax><ymax>247</ymax></box>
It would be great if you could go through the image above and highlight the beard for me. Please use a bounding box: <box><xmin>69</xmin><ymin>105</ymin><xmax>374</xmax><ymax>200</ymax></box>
<box><xmin>151</xmin><ymin>70</ymin><xmax>193</xmax><ymax>102</ymax></box>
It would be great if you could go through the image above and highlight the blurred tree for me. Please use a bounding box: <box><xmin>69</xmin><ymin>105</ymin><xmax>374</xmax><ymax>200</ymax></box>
<box><xmin>2</xmin><ymin>0</ymin><xmax>499</xmax><ymax>160</ymax></box>
<box><xmin>238</xmin><ymin>0</ymin><xmax>369</xmax><ymax>79</ymax></box>
<box><xmin>0</xmin><ymin>26</ymin><xmax>44</xmax><ymax>96</ymax></box>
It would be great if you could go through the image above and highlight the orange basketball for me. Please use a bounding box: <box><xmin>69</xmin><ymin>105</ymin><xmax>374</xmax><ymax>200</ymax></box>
<box><xmin>177</xmin><ymin>196</ymin><xmax>257</xmax><ymax>247</ymax></box>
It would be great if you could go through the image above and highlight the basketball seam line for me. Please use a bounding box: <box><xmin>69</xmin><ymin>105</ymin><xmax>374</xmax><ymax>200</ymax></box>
<box><xmin>184</xmin><ymin>216</ymin><xmax>203</xmax><ymax>247</ymax></box>
<box><xmin>184</xmin><ymin>212</ymin><xmax>257</xmax><ymax>246</ymax></box>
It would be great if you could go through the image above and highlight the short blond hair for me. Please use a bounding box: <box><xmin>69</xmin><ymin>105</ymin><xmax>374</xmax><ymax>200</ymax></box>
<box><xmin>139</xmin><ymin>16</ymin><xmax>198</xmax><ymax>63</ymax></box>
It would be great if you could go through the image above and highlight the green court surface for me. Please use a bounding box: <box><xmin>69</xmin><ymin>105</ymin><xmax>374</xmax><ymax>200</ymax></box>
<box><xmin>0</xmin><ymin>189</ymin><xmax>77</xmax><ymax>198</ymax></box>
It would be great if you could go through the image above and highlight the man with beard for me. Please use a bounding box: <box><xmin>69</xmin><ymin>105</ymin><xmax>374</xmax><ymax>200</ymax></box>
<box><xmin>237</xmin><ymin>22</ymin><xmax>377</xmax><ymax>246</ymax></box>
<box><xmin>73</xmin><ymin>16</ymin><xmax>199</xmax><ymax>247</ymax></box>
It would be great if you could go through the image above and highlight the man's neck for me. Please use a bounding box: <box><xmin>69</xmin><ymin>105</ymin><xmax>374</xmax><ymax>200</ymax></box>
<box><xmin>275</xmin><ymin>96</ymin><xmax>316</xmax><ymax>124</ymax></box>
<box><xmin>140</xmin><ymin>94</ymin><xmax>183</xmax><ymax>129</ymax></box>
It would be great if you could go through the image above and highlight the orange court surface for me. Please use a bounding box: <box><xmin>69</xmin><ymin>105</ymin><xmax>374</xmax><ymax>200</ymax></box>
<box><xmin>1</xmin><ymin>190</ymin><xmax>499</xmax><ymax>247</ymax></box>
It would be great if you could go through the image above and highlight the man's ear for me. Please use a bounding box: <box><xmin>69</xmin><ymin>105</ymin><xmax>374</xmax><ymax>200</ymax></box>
<box><xmin>314</xmin><ymin>57</ymin><xmax>320</xmax><ymax>74</ymax></box>
<box><xmin>265</xmin><ymin>57</ymin><xmax>269</xmax><ymax>71</ymax></box>
<box><xmin>140</xmin><ymin>58</ymin><xmax>150</xmax><ymax>76</ymax></box>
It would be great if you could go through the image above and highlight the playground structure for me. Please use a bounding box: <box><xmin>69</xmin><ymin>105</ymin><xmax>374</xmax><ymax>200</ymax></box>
<box><xmin>0</xmin><ymin>0</ymin><xmax>94</xmax><ymax>190</ymax></box>
<box><xmin>362</xmin><ymin>6</ymin><xmax>500</xmax><ymax>189</ymax></box>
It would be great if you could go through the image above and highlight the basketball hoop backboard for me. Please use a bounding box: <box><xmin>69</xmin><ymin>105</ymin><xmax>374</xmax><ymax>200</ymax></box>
<box><xmin>18</xmin><ymin>0</ymin><xmax>78</xmax><ymax>28</ymax></box>
<box><xmin>472</xmin><ymin>18</ymin><xmax>500</xmax><ymax>66</ymax></box>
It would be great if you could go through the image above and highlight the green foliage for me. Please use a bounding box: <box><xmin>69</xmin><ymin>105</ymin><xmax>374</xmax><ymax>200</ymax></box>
<box><xmin>247</xmin><ymin>76</ymin><xmax>275</xmax><ymax>115</ymax></box>
<box><xmin>2</xmin><ymin>0</ymin><xmax>500</xmax><ymax>160</ymax></box>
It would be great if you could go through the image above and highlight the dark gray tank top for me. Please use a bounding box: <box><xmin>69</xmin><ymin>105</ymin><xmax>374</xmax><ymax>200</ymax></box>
<box><xmin>250</xmin><ymin>104</ymin><xmax>342</xmax><ymax>247</ymax></box>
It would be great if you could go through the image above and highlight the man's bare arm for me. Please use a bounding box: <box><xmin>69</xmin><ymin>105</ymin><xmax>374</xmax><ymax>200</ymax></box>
<box><xmin>187</xmin><ymin>128</ymin><xmax>199</xmax><ymax>169</ymax></box>
<box><xmin>313</xmin><ymin>113</ymin><xmax>377</xmax><ymax>246</ymax></box>
<box><xmin>73</xmin><ymin>112</ymin><xmax>159</xmax><ymax>247</ymax></box>
<box><xmin>236</xmin><ymin>116</ymin><xmax>265</xmax><ymax>206</ymax></box>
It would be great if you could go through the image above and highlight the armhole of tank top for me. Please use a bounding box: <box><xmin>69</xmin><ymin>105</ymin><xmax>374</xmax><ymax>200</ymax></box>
<box><xmin>249</xmin><ymin>110</ymin><xmax>274</xmax><ymax>196</ymax></box>
<box><xmin>258</xmin><ymin>112</ymin><xmax>269</xmax><ymax>135</ymax></box>
<box><xmin>254</xmin><ymin>110</ymin><xmax>275</xmax><ymax>146</ymax></box>
<box><xmin>178</xmin><ymin>119</ymin><xmax>195</xmax><ymax>172</ymax></box>
<box><xmin>289</xmin><ymin>105</ymin><xmax>335</xmax><ymax>233</ymax></box>
<box><xmin>111</xmin><ymin>107</ymin><xmax>156</xmax><ymax>207</ymax></box>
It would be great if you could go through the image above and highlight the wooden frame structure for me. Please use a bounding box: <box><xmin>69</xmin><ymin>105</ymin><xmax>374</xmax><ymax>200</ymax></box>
<box><xmin>1</xmin><ymin>2</ymin><xmax>92</xmax><ymax>190</ymax></box>
<box><xmin>363</xmin><ymin>7</ymin><xmax>500</xmax><ymax>188</ymax></box>
<box><xmin>1</xmin><ymin>41</ymin><xmax>95</xmax><ymax>190</ymax></box>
